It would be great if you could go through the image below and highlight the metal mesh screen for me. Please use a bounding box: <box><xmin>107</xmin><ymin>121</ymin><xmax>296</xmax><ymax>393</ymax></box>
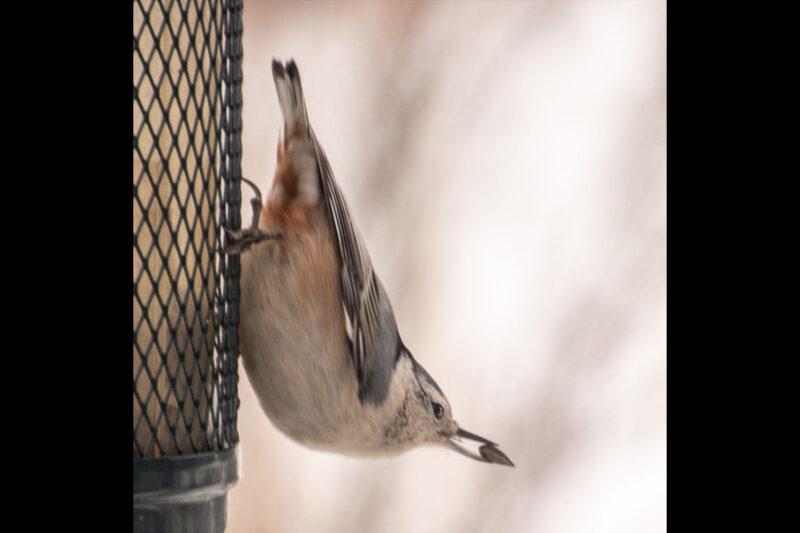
<box><xmin>133</xmin><ymin>0</ymin><xmax>243</xmax><ymax>459</ymax></box>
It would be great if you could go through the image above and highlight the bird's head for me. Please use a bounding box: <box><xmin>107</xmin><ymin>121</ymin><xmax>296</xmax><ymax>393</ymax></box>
<box><xmin>385</xmin><ymin>348</ymin><xmax>514</xmax><ymax>467</ymax></box>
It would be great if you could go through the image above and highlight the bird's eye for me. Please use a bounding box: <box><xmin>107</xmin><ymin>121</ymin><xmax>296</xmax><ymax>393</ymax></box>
<box><xmin>432</xmin><ymin>402</ymin><xmax>444</xmax><ymax>420</ymax></box>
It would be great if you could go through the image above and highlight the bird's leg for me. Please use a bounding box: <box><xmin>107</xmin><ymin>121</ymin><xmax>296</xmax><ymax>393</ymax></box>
<box><xmin>220</xmin><ymin>177</ymin><xmax>282</xmax><ymax>255</ymax></box>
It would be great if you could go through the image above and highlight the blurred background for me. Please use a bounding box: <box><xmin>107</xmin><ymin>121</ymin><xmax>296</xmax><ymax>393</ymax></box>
<box><xmin>228</xmin><ymin>1</ymin><xmax>665</xmax><ymax>532</ymax></box>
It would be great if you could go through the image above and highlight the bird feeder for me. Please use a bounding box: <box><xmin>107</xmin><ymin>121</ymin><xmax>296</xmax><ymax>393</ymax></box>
<box><xmin>133</xmin><ymin>1</ymin><xmax>244</xmax><ymax>530</ymax></box>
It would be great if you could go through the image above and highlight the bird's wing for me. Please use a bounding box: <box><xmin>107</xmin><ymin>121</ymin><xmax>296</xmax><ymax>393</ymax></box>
<box><xmin>310</xmin><ymin>129</ymin><xmax>400</xmax><ymax>405</ymax></box>
<box><xmin>273</xmin><ymin>59</ymin><xmax>400</xmax><ymax>405</ymax></box>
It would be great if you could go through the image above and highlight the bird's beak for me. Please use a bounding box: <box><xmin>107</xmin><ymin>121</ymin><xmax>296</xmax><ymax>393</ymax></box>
<box><xmin>445</xmin><ymin>427</ymin><xmax>514</xmax><ymax>467</ymax></box>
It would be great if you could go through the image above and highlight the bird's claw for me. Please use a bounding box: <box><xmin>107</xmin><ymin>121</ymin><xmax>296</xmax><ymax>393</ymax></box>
<box><xmin>220</xmin><ymin>226</ymin><xmax>282</xmax><ymax>255</ymax></box>
<box><xmin>218</xmin><ymin>177</ymin><xmax>282</xmax><ymax>255</ymax></box>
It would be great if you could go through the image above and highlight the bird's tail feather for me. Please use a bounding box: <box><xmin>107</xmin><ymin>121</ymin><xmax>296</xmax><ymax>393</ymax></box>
<box><xmin>272</xmin><ymin>59</ymin><xmax>309</xmax><ymax>141</ymax></box>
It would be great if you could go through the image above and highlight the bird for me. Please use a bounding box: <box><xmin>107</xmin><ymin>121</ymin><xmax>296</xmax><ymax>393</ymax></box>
<box><xmin>223</xmin><ymin>59</ymin><xmax>513</xmax><ymax>467</ymax></box>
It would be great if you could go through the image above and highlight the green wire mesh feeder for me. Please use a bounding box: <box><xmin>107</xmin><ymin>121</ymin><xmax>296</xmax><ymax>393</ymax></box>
<box><xmin>133</xmin><ymin>1</ymin><xmax>243</xmax><ymax>530</ymax></box>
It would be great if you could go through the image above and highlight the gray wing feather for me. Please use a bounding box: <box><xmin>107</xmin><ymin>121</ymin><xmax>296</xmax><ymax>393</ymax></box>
<box><xmin>310</xmin><ymin>128</ymin><xmax>399</xmax><ymax>405</ymax></box>
<box><xmin>273</xmin><ymin>60</ymin><xmax>399</xmax><ymax>405</ymax></box>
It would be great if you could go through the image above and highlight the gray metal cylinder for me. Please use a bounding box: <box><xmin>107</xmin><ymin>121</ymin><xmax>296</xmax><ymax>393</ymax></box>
<box><xmin>134</xmin><ymin>447</ymin><xmax>240</xmax><ymax>533</ymax></box>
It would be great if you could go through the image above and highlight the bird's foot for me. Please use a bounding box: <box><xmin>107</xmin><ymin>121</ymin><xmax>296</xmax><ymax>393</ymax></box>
<box><xmin>220</xmin><ymin>226</ymin><xmax>282</xmax><ymax>255</ymax></box>
<box><xmin>220</xmin><ymin>177</ymin><xmax>282</xmax><ymax>255</ymax></box>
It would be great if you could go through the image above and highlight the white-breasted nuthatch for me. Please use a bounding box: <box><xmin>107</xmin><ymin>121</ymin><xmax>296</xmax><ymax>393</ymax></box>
<box><xmin>223</xmin><ymin>59</ymin><xmax>513</xmax><ymax>467</ymax></box>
